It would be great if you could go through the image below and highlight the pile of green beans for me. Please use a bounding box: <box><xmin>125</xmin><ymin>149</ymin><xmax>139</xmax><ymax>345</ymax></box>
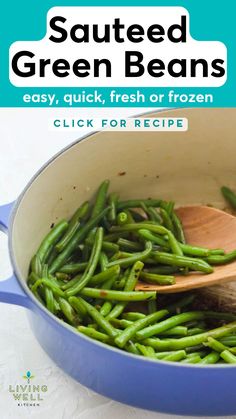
<box><xmin>27</xmin><ymin>180</ymin><xmax>236</xmax><ymax>364</ymax></box>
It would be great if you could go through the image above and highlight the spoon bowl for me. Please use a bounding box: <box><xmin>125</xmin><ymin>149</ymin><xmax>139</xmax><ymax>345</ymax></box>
<box><xmin>136</xmin><ymin>206</ymin><xmax>236</xmax><ymax>293</ymax></box>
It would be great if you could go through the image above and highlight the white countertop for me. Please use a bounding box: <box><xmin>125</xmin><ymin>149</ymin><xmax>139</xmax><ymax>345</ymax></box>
<box><xmin>0</xmin><ymin>108</ymin><xmax>232</xmax><ymax>419</ymax></box>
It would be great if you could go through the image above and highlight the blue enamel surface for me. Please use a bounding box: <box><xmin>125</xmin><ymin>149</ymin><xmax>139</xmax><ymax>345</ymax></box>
<box><xmin>27</xmin><ymin>302</ymin><xmax>236</xmax><ymax>416</ymax></box>
<box><xmin>0</xmin><ymin>202</ymin><xmax>14</xmax><ymax>232</ymax></box>
<box><xmin>0</xmin><ymin>274</ymin><xmax>30</xmax><ymax>308</ymax></box>
<box><xmin>1</xmin><ymin>200</ymin><xmax>236</xmax><ymax>415</ymax></box>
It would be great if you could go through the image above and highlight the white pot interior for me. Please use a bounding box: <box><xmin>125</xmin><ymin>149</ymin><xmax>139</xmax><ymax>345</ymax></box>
<box><xmin>11</xmin><ymin>108</ymin><xmax>236</xmax><ymax>288</ymax></box>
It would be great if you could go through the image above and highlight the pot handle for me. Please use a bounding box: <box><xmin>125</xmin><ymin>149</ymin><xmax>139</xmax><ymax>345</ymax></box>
<box><xmin>0</xmin><ymin>202</ymin><xmax>13</xmax><ymax>232</ymax></box>
<box><xmin>0</xmin><ymin>202</ymin><xmax>30</xmax><ymax>308</ymax></box>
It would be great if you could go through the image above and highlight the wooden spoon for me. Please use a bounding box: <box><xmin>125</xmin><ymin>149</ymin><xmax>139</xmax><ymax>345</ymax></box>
<box><xmin>136</xmin><ymin>206</ymin><xmax>236</xmax><ymax>293</ymax></box>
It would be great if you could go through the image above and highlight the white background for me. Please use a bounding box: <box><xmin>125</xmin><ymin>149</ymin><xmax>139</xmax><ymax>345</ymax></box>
<box><xmin>0</xmin><ymin>108</ymin><xmax>233</xmax><ymax>419</ymax></box>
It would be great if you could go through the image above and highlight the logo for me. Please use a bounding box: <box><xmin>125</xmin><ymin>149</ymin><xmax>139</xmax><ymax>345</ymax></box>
<box><xmin>8</xmin><ymin>371</ymin><xmax>48</xmax><ymax>407</ymax></box>
<box><xmin>23</xmin><ymin>371</ymin><xmax>35</xmax><ymax>384</ymax></box>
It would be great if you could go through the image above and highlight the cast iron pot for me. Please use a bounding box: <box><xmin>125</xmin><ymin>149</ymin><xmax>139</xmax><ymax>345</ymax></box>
<box><xmin>0</xmin><ymin>108</ymin><xmax>236</xmax><ymax>416</ymax></box>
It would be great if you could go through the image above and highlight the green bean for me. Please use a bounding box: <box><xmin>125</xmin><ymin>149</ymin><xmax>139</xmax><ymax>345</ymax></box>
<box><xmin>146</xmin><ymin>207</ymin><xmax>163</xmax><ymax>223</ymax></box>
<box><xmin>167</xmin><ymin>231</ymin><xmax>183</xmax><ymax>256</ymax></box>
<box><xmin>45</xmin><ymin>287</ymin><xmax>55</xmax><ymax>314</ymax></box>
<box><xmin>138</xmin><ymin>229</ymin><xmax>168</xmax><ymax>248</ymax></box>
<box><xmin>59</xmin><ymin>262</ymin><xmax>88</xmax><ymax>274</ymax></box>
<box><xmin>28</xmin><ymin>272</ymin><xmax>39</xmax><ymax>285</ymax></box>
<box><xmin>103</xmin><ymin>301</ymin><xmax>129</xmax><ymax>322</ymax></box>
<box><xmin>185</xmin><ymin>344</ymin><xmax>205</xmax><ymax>353</ymax></box>
<box><xmin>30</xmin><ymin>254</ymin><xmax>42</xmax><ymax>277</ymax></box>
<box><xmin>135</xmin><ymin>343</ymin><xmax>156</xmax><ymax>359</ymax></box>
<box><xmin>180</xmin><ymin>244</ymin><xmax>210</xmax><ymax>257</ymax></box>
<box><xmin>110</xmin><ymin>318</ymin><xmax>132</xmax><ymax>329</ymax></box>
<box><xmin>186</xmin><ymin>350</ymin><xmax>207</xmax><ymax>358</ymax></box>
<box><xmin>104</xmin><ymin>232</ymin><xmax>130</xmax><ymax>242</ymax></box>
<box><xmin>78</xmin><ymin>326</ymin><xmax>113</xmax><ymax>344</ymax></box>
<box><xmin>107</xmin><ymin>193</ymin><xmax>118</xmax><ymax>223</ymax></box>
<box><xmin>99</xmin><ymin>273</ymin><xmax>119</xmax><ymax>317</ymax></box>
<box><xmin>219</xmin><ymin>337</ymin><xmax>236</xmax><ymax>346</ymax></box>
<box><xmin>185</xmin><ymin>320</ymin><xmax>205</xmax><ymax>328</ymax></box>
<box><xmin>106</xmin><ymin>263</ymin><xmax>143</xmax><ymax>320</ymax></box>
<box><xmin>139</xmin><ymin>271</ymin><xmax>175</xmax><ymax>286</ymax></box>
<box><xmin>204</xmin><ymin>311</ymin><xmax>236</xmax><ymax>321</ymax></box>
<box><xmin>77</xmin><ymin>297</ymin><xmax>118</xmax><ymax>338</ymax></box>
<box><xmin>160</xmin><ymin>208</ymin><xmax>174</xmax><ymax>232</ymax></box>
<box><xmin>159</xmin><ymin>326</ymin><xmax>188</xmax><ymax>337</ymax></box>
<box><xmin>89</xmin><ymin>266</ymin><xmax>121</xmax><ymax>287</ymax></box>
<box><xmin>29</xmin><ymin>277</ymin><xmax>44</xmax><ymax>304</ymax></box>
<box><xmin>171</xmin><ymin>212</ymin><xmax>186</xmax><ymax>244</ymax></box>
<box><xmin>68</xmin><ymin>296</ymin><xmax>87</xmax><ymax>320</ymax></box>
<box><xmin>220</xmin><ymin>349</ymin><xmax>236</xmax><ymax>364</ymax></box>
<box><xmin>155</xmin><ymin>351</ymin><xmax>178</xmax><ymax>359</ymax></box>
<box><xmin>126</xmin><ymin>341</ymin><xmax>141</xmax><ymax>355</ymax></box>
<box><xmin>65</xmin><ymin>227</ymin><xmax>104</xmax><ymax>296</ymax></box>
<box><xmin>37</xmin><ymin>220</ymin><xmax>68</xmax><ymax>263</ymax></box>
<box><xmin>124</xmin><ymin>210</ymin><xmax>135</xmax><ymax>223</ymax></box>
<box><xmin>55</xmin><ymin>221</ymin><xmax>80</xmax><ymax>253</ymax></box>
<box><xmin>110</xmin><ymin>222</ymin><xmax>168</xmax><ymax>236</ymax></box>
<box><xmin>80</xmin><ymin>287</ymin><xmax>156</xmax><ymax>302</ymax></box>
<box><xmin>152</xmin><ymin>251</ymin><xmax>213</xmax><ymax>274</ymax></box>
<box><xmin>134</xmin><ymin>343</ymin><xmax>149</xmax><ymax>357</ymax></box>
<box><xmin>187</xmin><ymin>328</ymin><xmax>206</xmax><ymax>336</ymax></box>
<box><xmin>116</xmin><ymin>212</ymin><xmax>128</xmax><ymax>226</ymax></box>
<box><xmin>145</xmin><ymin>321</ymin><xmax>236</xmax><ymax>351</ymax></box>
<box><xmin>141</xmin><ymin>338</ymin><xmax>173</xmax><ymax>351</ymax></box>
<box><xmin>163</xmin><ymin>350</ymin><xmax>186</xmax><ymax>362</ymax></box>
<box><xmin>117</xmin><ymin>199</ymin><xmax>161</xmax><ymax>210</ymax></box>
<box><xmin>181</xmin><ymin>355</ymin><xmax>201</xmax><ymax>364</ymax></box>
<box><xmin>115</xmin><ymin>310</ymin><xmax>168</xmax><ymax>348</ymax></box>
<box><xmin>117</xmin><ymin>238</ymin><xmax>143</xmax><ymax>252</ymax></box>
<box><xmin>31</xmin><ymin>278</ymin><xmax>65</xmax><ymax>297</ymax></box>
<box><xmin>61</xmin><ymin>275</ymin><xmax>82</xmax><ymax>291</ymax></box>
<box><xmin>161</xmin><ymin>201</ymin><xmax>175</xmax><ymax>216</ymax></box>
<box><xmin>112</xmin><ymin>278</ymin><xmax>126</xmax><ymax>290</ymax></box>
<box><xmin>221</xmin><ymin>186</ymin><xmax>236</xmax><ymax>209</ymax></box>
<box><xmin>198</xmin><ymin>351</ymin><xmax>220</xmax><ymax>364</ymax></box>
<box><xmin>101</xmin><ymin>216</ymin><xmax>111</xmax><ymax>231</ymax></box>
<box><xmin>41</xmin><ymin>263</ymin><xmax>49</xmax><ymax>277</ymax></box>
<box><xmin>146</xmin><ymin>266</ymin><xmax>179</xmax><ymax>275</ymax></box>
<box><xmin>45</xmin><ymin>246</ymin><xmax>58</xmax><ymax>266</ymax></box>
<box><xmin>91</xmin><ymin>179</ymin><xmax>110</xmax><ymax>218</ymax></box>
<box><xmin>138</xmin><ymin>229</ymin><xmax>213</xmax><ymax>257</ymax></box>
<box><xmin>205</xmin><ymin>250</ymin><xmax>236</xmax><ymax>265</ymax></box>
<box><xmin>136</xmin><ymin>312</ymin><xmax>205</xmax><ymax>341</ymax></box>
<box><xmin>55</xmin><ymin>272</ymin><xmax>70</xmax><ymax>281</ymax></box>
<box><xmin>58</xmin><ymin>296</ymin><xmax>78</xmax><ymax>325</ymax></box>
<box><xmin>82</xmin><ymin>243</ymin><xmax>90</xmax><ymax>261</ymax></box>
<box><xmin>99</xmin><ymin>252</ymin><xmax>108</xmax><ymax>272</ymax></box>
<box><xmin>125</xmin><ymin>261</ymin><xmax>143</xmax><ymax>289</ymax></box>
<box><xmin>209</xmin><ymin>249</ymin><xmax>225</xmax><ymax>255</ymax></box>
<box><xmin>107</xmin><ymin>241</ymin><xmax>152</xmax><ymax>268</ymax></box>
<box><xmin>204</xmin><ymin>337</ymin><xmax>229</xmax><ymax>353</ymax></box>
<box><xmin>85</xmin><ymin>237</ymin><xmax>119</xmax><ymax>253</ymax></box>
<box><xmin>69</xmin><ymin>201</ymin><xmax>90</xmax><ymax>226</ymax></box>
<box><xmin>122</xmin><ymin>312</ymin><xmax>146</xmax><ymax>321</ymax></box>
<box><xmin>49</xmin><ymin>207</ymin><xmax>109</xmax><ymax>274</ymax></box>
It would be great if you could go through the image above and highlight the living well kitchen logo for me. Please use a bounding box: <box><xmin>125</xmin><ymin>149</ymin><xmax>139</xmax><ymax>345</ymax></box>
<box><xmin>8</xmin><ymin>371</ymin><xmax>48</xmax><ymax>407</ymax></box>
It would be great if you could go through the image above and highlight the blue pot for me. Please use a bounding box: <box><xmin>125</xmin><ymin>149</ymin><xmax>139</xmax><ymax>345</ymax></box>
<box><xmin>1</xmin><ymin>108</ymin><xmax>236</xmax><ymax>416</ymax></box>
